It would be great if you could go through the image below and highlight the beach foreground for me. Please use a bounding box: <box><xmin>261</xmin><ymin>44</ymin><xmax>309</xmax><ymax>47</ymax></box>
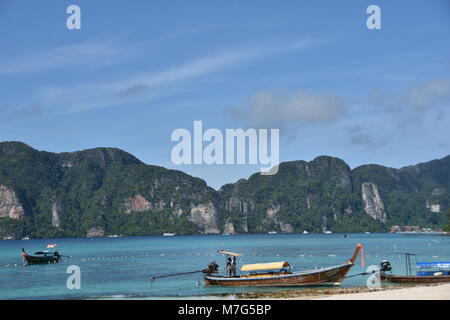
<box><xmin>317</xmin><ymin>283</ymin><xmax>450</xmax><ymax>300</ymax></box>
<box><xmin>237</xmin><ymin>283</ymin><xmax>450</xmax><ymax>300</ymax></box>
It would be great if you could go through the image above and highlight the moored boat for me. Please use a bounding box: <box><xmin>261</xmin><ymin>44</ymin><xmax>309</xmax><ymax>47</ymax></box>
<box><xmin>380</xmin><ymin>273</ymin><xmax>450</xmax><ymax>283</ymax></box>
<box><xmin>22</xmin><ymin>245</ymin><xmax>62</xmax><ymax>265</ymax></box>
<box><xmin>204</xmin><ymin>244</ymin><xmax>363</xmax><ymax>287</ymax></box>
<box><xmin>380</xmin><ymin>257</ymin><xmax>450</xmax><ymax>283</ymax></box>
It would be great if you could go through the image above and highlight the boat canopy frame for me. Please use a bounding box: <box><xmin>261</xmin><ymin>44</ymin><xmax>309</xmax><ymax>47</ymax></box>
<box><xmin>218</xmin><ymin>250</ymin><xmax>242</xmax><ymax>257</ymax></box>
<box><xmin>240</xmin><ymin>261</ymin><xmax>290</xmax><ymax>272</ymax></box>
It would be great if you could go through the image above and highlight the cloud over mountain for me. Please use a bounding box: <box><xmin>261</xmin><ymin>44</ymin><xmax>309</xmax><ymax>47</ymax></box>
<box><xmin>229</xmin><ymin>89</ymin><xmax>346</xmax><ymax>128</ymax></box>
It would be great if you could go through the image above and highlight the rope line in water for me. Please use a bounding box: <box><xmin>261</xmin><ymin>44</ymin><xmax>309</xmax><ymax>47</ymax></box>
<box><xmin>0</xmin><ymin>253</ymin><xmax>154</xmax><ymax>268</ymax></box>
<box><xmin>344</xmin><ymin>270</ymin><xmax>376</xmax><ymax>279</ymax></box>
<box><xmin>2</xmin><ymin>251</ymin><xmax>440</xmax><ymax>269</ymax></box>
<box><xmin>149</xmin><ymin>270</ymin><xmax>204</xmax><ymax>282</ymax></box>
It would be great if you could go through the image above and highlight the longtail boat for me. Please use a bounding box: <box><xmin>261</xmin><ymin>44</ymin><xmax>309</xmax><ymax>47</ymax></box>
<box><xmin>22</xmin><ymin>247</ymin><xmax>62</xmax><ymax>265</ymax></box>
<box><xmin>380</xmin><ymin>254</ymin><xmax>450</xmax><ymax>283</ymax></box>
<box><xmin>203</xmin><ymin>244</ymin><xmax>363</xmax><ymax>287</ymax></box>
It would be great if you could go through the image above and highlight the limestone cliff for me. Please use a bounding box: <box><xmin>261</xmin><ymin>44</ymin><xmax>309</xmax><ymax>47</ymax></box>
<box><xmin>361</xmin><ymin>182</ymin><xmax>387</xmax><ymax>222</ymax></box>
<box><xmin>124</xmin><ymin>194</ymin><xmax>153</xmax><ymax>214</ymax></box>
<box><xmin>0</xmin><ymin>185</ymin><xmax>24</xmax><ymax>220</ymax></box>
<box><xmin>86</xmin><ymin>227</ymin><xmax>105</xmax><ymax>237</ymax></box>
<box><xmin>51</xmin><ymin>200</ymin><xmax>61</xmax><ymax>227</ymax></box>
<box><xmin>265</xmin><ymin>204</ymin><xmax>294</xmax><ymax>233</ymax></box>
<box><xmin>190</xmin><ymin>202</ymin><xmax>220</xmax><ymax>234</ymax></box>
<box><xmin>223</xmin><ymin>221</ymin><xmax>235</xmax><ymax>234</ymax></box>
<box><xmin>0</xmin><ymin>141</ymin><xmax>448</xmax><ymax>238</ymax></box>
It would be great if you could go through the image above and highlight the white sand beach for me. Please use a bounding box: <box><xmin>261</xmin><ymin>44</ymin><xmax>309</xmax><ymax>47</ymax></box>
<box><xmin>315</xmin><ymin>283</ymin><xmax>450</xmax><ymax>300</ymax></box>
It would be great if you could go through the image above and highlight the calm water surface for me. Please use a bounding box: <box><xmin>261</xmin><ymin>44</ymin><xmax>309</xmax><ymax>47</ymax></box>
<box><xmin>0</xmin><ymin>233</ymin><xmax>448</xmax><ymax>299</ymax></box>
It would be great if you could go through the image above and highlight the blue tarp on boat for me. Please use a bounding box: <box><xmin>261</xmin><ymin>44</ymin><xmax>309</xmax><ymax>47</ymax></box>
<box><xmin>416</xmin><ymin>262</ymin><xmax>450</xmax><ymax>269</ymax></box>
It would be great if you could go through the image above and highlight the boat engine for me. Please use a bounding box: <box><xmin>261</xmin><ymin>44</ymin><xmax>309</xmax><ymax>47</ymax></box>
<box><xmin>203</xmin><ymin>261</ymin><xmax>219</xmax><ymax>274</ymax></box>
<box><xmin>380</xmin><ymin>260</ymin><xmax>392</xmax><ymax>272</ymax></box>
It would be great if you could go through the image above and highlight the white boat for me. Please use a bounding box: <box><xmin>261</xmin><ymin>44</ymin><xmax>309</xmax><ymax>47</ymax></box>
<box><xmin>21</xmin><ymin>236</ymin><xmax>30</xmax><ymax>240</ymax></box>
<box><xmin>303</xmin><ymin>231</ymin><xmax>308</xmax><ymax>234</ymax></box>
<box><xmin>163</xmin><ymin>233</ymin><xmax>176</xmax><ymax>236</ymax></box>
<box><xmin>324</xmin><ymin>231</ymin><xmax>332</xmax><ymax>234</ymax></box>
<box><xmin>108</xmin><ymin>234</ymin><xmax>119</xmax><ymax>238</ymax></box>
<box><xmin>268</xmin><ymin>231</ymin><xmax>277</xmax><ymax>234</ymax></box>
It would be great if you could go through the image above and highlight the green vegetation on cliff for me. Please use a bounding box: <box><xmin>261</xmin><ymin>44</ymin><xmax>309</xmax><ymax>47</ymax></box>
<box><xmin>0</xmin><ymin>142</ymin><xmax>448</xmax><ymax>239</ymax></box>
<box><xmin>0</xmin><ymin>142</ymin><xmax>216</xmax><ymax>239</ymax></box>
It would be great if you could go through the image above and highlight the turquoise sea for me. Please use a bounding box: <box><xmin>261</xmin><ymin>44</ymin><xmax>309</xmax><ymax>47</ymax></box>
<box><xmin>0</xmin><ymin>233</ymin><xmax>449</xmax><ymax>299</ymax></box>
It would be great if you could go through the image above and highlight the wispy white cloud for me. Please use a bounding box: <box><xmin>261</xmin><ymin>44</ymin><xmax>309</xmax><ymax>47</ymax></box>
<box><xmin>369</xmin><ymin>78</ymin><xmax>450</xmax><ymax>117</ymax></box>
<box><xmin>155</xmin><ymin>27</ymin><xmax>209</xmax><ymax>42</ymax></box>
<box><xmin>405</xmin><ymin>78</ymin><xmax>450</xmax><ymax>111</ymax></box>
<box><xmin>39</xmin><ymin>37</ymin><xmax>318</xmax><ymax>112</ymax></box>
<box><xmin>0</xmin><ymin>40</ymin><xmax>130</xmax><ymax>76</ymax></box>
<box><xmin>229</xmin><ymin>89</ymin><xmax>346</xmax><ymax>128</ymax></box>
<box><xmin>345</xmin><ymin>78</ymin><xmax>450</xmax><ymax>149</ymax></box>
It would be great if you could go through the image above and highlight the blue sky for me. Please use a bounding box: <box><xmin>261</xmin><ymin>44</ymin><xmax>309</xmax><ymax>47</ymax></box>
<box><xmin>0</xmin><ymin>0</ymin><xmax>449</xmax><ymax>189</ymax></box>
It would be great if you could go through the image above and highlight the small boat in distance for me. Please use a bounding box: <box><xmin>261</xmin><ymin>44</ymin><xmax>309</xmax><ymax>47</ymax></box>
<box><xmin>203</xmin><ymin>244</ymin><xmax>363</xmax><ymax>287</ymax></box>
<box><xmin>163</xmin><ymin>233</ymin><xmax>177</xmax><ymax>237</ymax></box>
<box><xmin>22</xmin><ymin>247</ymin><xmax>62</xmax><ymax>265</ymax></box>
<box><xmin>324</xmin><ymin>231</ymin><xmax>332</xmax><ymax>234</ymax></box>
<box><xmin>268</xmin><ymin>231</ymin><xmax>277</xmax><ymax>234</ymax></box>
<box><xmin>303</xmin><ymin>231</ymin><xmax>308</xmax><ymax>234</ymax></box>
<box><xmin>380</xmin><ymin>253</ymin><xmax>450</xmax><ymax>283</ymax></box>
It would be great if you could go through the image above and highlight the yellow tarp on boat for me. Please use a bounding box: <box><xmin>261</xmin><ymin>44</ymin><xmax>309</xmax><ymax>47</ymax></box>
<box><xmin>240</xmin><ymin>261</ymin><xmax>290</xmax><ymax>271</ymax></box>
<box><xmin>218</xmin><ymin>250</ymin><xmax>242</xmax><ymax>257</ymax></box>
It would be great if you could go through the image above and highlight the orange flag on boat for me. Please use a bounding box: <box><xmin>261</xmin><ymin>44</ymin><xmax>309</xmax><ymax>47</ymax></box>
<box><xmin>361</xmin><ymin>245</ymin><xmax>365</xmax><ymax>267</ymax></box>
<box><xmin>47</xmin><ymin>243</ymin><xmax>57</xmax><ymax>248</ymax></box>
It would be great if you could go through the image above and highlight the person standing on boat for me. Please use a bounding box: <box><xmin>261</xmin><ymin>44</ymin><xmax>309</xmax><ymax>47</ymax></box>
<box><xmin>226</xmin><ymin>257</ymin><xmax>232</xmax><ymax>277</ymax></box>
<box><xmin>54</xmin><ymin>250</ymin><xmax>61</xmax><ymax>261</ymax></box>
<box><xmin>231</xmin><ymin>256</ymin><xmax>237</xmax><ymax>277</ymax></box>
<box><xmin>21</xmin><ymin>248</ymin><xmax>28</xmax><ymax>265</ymax></box>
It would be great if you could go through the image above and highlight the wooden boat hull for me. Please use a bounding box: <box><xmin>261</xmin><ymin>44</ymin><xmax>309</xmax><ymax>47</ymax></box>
<box><xmin>381</xmin><ymin>273</ymin><xmax>450</xmax><ymax>284</ymax></box>
<box><xmin>204</xmin><ymin>263</ymin><xmax>353</xmax><ymax>287</ymax></box>
<box><xmin>25</xmin><ymin>255</ymin><xmax>60</xmax><ymax>265</ymax></box>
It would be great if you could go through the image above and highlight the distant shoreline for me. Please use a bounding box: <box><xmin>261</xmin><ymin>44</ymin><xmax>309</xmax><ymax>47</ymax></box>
<box><xmin>2</xmin><ymin>231</ymin><xmax>449</xmax><ymax>241</ymax></box>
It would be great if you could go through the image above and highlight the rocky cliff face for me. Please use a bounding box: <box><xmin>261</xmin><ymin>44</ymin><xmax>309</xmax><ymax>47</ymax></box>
<box><xmin>124</xmin><ymin>194</ymin><xmax>153</xmax><ymax>214</ymax></box>
<box><xmin>0</xmin><ymin>142</ymin><xmax>221</xmax><ymax>238</ymax></box>
<box><xmin>218</xmin><ymin>156</ymin><xmax>361</xmax><ymax>233</ymax></box>
<box><xmin>264</xmin><ymin>204</ymin><xmax>294</xmax><ymax>233</ymax></box>
<box><xmin>361</xmin><ymin>182</ymin><xmax>387</xmax><ymax>222</ymax></box>
<box><xmin>0</xmin><ymin>142</ymin><xmax>448</xmax><ymax>238</ymax></box>
<box><xmin>87</xmin><ymin>227</ymin><xmax>105</xmax><ymax>237</ymax></box>
<box><xmin>0</xmin><ymin>185</ymin><xmax>24</xmax><ymax>220</ymax></box>
<box><xmin>223</xmin><ymin>221</ymin><xmax>235</xmax><ymax>234</ymax></box>
<box><xmin>190</xmin><ymin>202</ymin><xmax>220</xmax><ymax>234</ymax></box>
<box><xmin>51</xmin><ymin>200</ymin><xmax>61</xmax><ymax>227</ymax></box>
